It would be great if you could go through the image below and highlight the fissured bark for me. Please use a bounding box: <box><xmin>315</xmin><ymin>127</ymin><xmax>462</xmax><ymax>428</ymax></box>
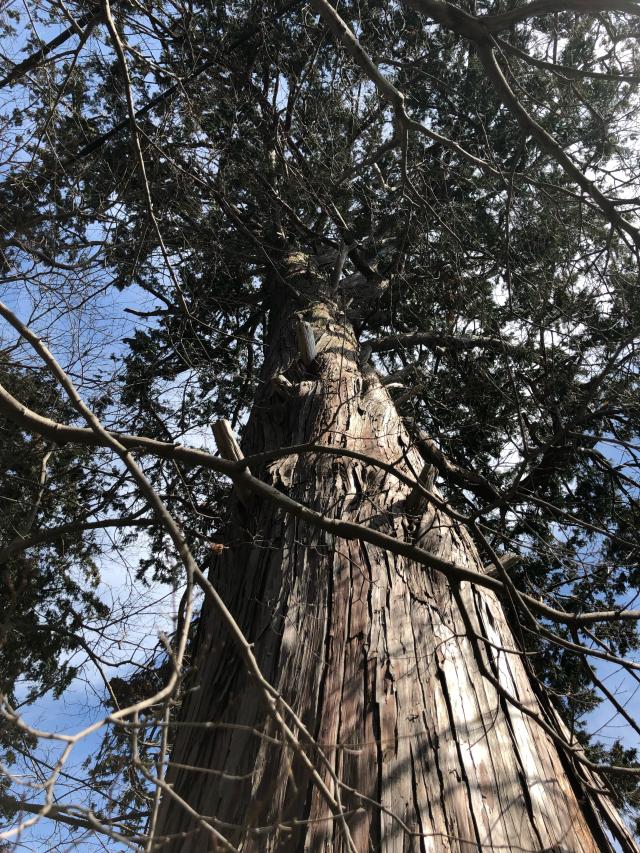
<box><xmin>157</xmin><ymin>259</ymin><xmax>635</xmax><ymax>852</ymax></box>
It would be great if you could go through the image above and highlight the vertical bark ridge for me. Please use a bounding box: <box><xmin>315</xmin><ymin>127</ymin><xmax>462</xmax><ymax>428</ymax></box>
<box><xmin>156</xmin><ymin>285</ymin><xmax>630</xmax><ymax>852</ymax></box>
<box><xmin>469</xmin><ymin>592</ymin><xmax>547</xmax><ymax>849</ymax></box>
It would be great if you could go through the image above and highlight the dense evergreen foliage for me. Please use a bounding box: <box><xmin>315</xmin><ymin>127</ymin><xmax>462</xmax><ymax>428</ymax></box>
<box><xmin>0</xmin><ymin>0</ymin><xmax>640</xmax><ymax>847</ymax></box>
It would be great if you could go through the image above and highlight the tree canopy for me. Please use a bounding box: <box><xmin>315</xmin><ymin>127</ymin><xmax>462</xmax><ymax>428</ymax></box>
<box><xmin>1</xmin><ymin>0</ymin><xmax>640</xmax><ymax>849</ymax></box>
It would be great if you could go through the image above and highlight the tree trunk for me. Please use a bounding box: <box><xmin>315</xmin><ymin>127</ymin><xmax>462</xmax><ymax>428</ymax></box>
<box><xmin>156</xmin><ymin>259</ymin><xmax>635</xmax><ymax>852</ymax></box>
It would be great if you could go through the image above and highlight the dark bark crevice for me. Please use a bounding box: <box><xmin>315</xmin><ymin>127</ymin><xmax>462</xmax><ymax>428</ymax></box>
<box><xmin>434</xmin><ymin>645</ymin><xmax>484</xmax><ymax>852</ymax></box>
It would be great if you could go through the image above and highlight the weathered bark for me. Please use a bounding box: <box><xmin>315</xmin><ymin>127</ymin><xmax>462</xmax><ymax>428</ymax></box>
<box><xmin>156</xmin><ymin>260</ymin><xmax>636</xmax><ymax>852</ymax></box>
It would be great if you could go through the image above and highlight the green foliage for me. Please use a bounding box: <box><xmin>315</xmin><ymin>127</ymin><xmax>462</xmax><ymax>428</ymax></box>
<box><xmin>0</xmin><ymin>363</ymin><xmax>108</xmax><ymax>807</ymax></box>
<box><xmin>1</xmin><ymin>0</ymin><xmax>640</xmax><ymax>842</ymax></box>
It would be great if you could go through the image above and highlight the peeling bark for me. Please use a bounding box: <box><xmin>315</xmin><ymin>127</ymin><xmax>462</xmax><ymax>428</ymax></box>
<box><xmin>156</xmin><ymin>268</ymin><xmax>635</xmax><ymax>852</ymax></box>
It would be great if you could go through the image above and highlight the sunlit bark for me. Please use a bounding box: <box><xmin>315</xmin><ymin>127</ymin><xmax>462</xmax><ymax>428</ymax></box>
<box><xmin>157</xmin><ymin>259</ymin><xmax>632</xmax><ymax>852</ymax></box>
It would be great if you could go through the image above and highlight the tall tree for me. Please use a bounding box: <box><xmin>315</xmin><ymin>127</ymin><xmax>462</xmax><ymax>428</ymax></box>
<box><xmin>0</xmin><ymin>0</ymin><xmax>640</xmax><ymax>850</ymax></box>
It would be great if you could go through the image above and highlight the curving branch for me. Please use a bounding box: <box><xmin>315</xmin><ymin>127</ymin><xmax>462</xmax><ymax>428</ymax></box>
<box><xmin>0</xmin><ymin>11</ymin><xmax>99</xmax><ymax>89</ymax></box>
<box><xmin>310</xmin><ymin>0</ymin><xmax>499</xmax><ymax>175</ymax></box>
<box><xmin>0</xmin><ymin>365</ymin><xmax>637</xmax><ymax>628</ymax></box>
<box><xmin>476</xmin><ymin>41</ymin><xmax>640</xmax><ymax>249</ymax></box>
<box><xmin>477</xmin><ymin>0</ymin><xmax>640</xmax><ymax>31</ymax></box>
<box><xmin>0</xmin><ymin>516</ymin><xmax>154</xmax><ymax>565</ymax></box>
<box><xmin>368</xmin><ymin>331</ymin><xmax>525</xmax><ymax>356</ymax></box>
<box><xmin>403</xmin><ymin>0</ymin><xmax>640</xmax><ymax>36</ymax></box>
<box><xmin>496</xmin><ymin>36</ymin><xmax>640</xmax><ymax>85</ymax></box>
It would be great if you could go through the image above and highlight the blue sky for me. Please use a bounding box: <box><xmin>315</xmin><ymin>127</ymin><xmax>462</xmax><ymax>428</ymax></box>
<box><xmin>1</xmin><ymin>3</ymin><xmax>639</xmax><ymax>849</ymax></box>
